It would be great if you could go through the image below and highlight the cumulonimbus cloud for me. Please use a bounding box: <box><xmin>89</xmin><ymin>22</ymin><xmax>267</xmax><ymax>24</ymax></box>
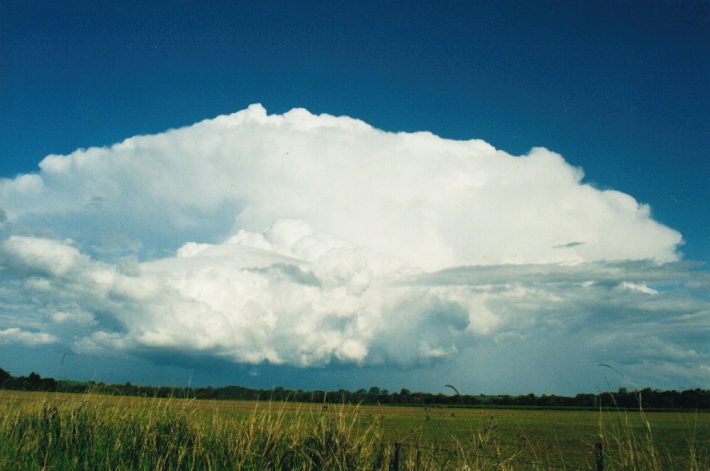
<box><xmin>1</xmin><ymin>104</ymin><xmax>681</xmax><ymax>268</ymax></box>
<box><xmin>0</xmin><ymin>105</ymin><xmax>705</xmax><ymax>387</ymax></box>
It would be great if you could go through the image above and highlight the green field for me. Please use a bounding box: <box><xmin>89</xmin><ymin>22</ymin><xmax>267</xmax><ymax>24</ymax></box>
<box><xmin>1</xmin><ymin>390</ymin><xmax>708</xmax><ymax>470</ymax></box>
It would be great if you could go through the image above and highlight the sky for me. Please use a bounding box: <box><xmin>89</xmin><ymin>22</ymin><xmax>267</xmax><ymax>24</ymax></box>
<box><xmin>0</xmin><ymin>1</ymin><xmax>708</xmax><ymax>395</ymax></box>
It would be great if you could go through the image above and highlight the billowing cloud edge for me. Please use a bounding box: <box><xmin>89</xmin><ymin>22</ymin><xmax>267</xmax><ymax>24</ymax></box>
<box><xmin>0</xmin><ymin>105</ymin><xmax>704</xmax><ymax>388</ymax></box>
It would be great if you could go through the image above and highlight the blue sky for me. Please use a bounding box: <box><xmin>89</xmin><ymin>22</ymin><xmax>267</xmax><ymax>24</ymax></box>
<box><xmin>0</xmin><ymin>1</ymin><xmax>708</xmax><ymax>394</ymax></box>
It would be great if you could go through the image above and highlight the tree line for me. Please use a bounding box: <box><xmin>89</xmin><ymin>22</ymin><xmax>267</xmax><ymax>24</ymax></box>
<box><xmin>1</xmin><ymin>367</ymin><xmax>708</xmax><ymax>410</ymax></box>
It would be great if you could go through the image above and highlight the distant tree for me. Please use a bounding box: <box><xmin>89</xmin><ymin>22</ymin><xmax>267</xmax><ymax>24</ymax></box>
<box><xmin>310</xmin><ymin>390</ymin><xmax>325</xmax><ymax>403</ymax></box>
<box><xmin>574</xmin><ymin>393</ymin><xmax>595</xmax><ymax>407</ymax></box>
<box><xmin>352</xmin><ymin>388</ymin><xmax>366</xmax><ymax>402</ymax></box>
<box><xmin>0</xmin><ymin>367</ymin><xmax>10</xmax><ymax>385</ymax></box>
<box><xmin>27</xmin><ymin>372</ymin><xmax>41</xmax><ymax>390</ymax></box>
<box><xmin>272</xmin><ymin>386</ymin><xmax>286</xmax><ymax>401</ymax></box>
<box><xmin>367</xmin><ymin>386</ymin><xmax>380</xmax><ymax>403</ymax></box>
<box><xmin>39</xmin><ymin>377</ymin><xmax>58</xmax><ymax>391</ymax></box>
<box><xmin>399</xmin><ymin>388</ymin><xmax>411</xmax><ymax>403</ymax></box>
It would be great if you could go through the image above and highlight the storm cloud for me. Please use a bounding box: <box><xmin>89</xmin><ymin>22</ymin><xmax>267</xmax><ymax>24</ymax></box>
<box><xmin>0</xmin><ymin>105</ymin><xmax>706</xmax><ymax>391</ymax></box>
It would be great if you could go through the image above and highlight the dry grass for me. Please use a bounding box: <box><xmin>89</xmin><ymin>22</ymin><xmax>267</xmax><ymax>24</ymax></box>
<box><xmin>0</xmin><ymin>390</ymin><xmax>707</xmax><ymax>470</ymax></box>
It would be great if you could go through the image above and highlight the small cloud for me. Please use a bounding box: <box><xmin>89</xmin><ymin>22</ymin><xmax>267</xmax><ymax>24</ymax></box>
<box><xmin>51</xmin><ymin>311</ymin><xmax>96</xmax><ymax>325</ymax></box>
<box><xmin>553</xmin><ymin>241</ymin><xmax>585</xmax><ymax>249</ymax></box>
<box><xmin>619</xmin><ymin>281</ymin><xmax>658</xmax><ymax>295</ymax></box>
<box><xmin>0</xmin><ymin>327</ymin><xmax>57</xmax><ymax>346</ymax></box>
<box><xmin>85</xmin><ymin>195</ymin><xmax>106</xmax><ymax>210</ymax></box>
<box><xmin>0</xmin><ymin>236</ymin><xmax>85</xmax><ymax>277</ymax></box>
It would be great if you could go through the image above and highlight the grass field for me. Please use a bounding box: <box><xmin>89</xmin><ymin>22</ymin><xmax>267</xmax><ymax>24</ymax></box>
<box><xmin>0</xmin><ymin>390</ymin><xmax>708</xmax><ymax>470</ymax></box>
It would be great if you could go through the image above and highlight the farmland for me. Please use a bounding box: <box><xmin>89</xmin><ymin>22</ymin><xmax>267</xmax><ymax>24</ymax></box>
<box><xmin>0</xmin><ymin>390</ymin><xmax>708</xmax><ymax>470</ymax></box>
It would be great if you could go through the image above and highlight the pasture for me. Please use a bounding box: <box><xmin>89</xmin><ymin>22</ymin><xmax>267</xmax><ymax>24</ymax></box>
<box><xmin>0</xmin><ymin>390</ymin><xmax>707</xmax><ymax>470</ymax></box>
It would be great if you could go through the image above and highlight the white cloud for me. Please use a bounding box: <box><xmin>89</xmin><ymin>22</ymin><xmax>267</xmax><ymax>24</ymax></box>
<box><xmin>0</xmin><ymin>230</ymin><xmax>707</xmax><ymax>388</ymax></box>
<box><xmin>0</xmin><ymin>236</ymin><xmax>86</xmax><ymax>277</ymax></box>
<box><xmin>0</xmin><ymin>105</ymin><xmax>705</xmax><ymax>391</ymax></box>
<box><xmin>51</xmin><ymin>311</ymin><xmax>96</xmax><ymax>324</ymax></box>
<box><xmin>0</xmin><ymin>229</ymin><xmax>469</xmax><ymax>367</ymax></box>
<box><xmin>0</xmin><ymin>104</ymin><xmax>681</xmax><ymax>269</ymax></box>
<box><xmin>620</xmin><ymin>281</ymin><xmax>658</xmax><ymax>295</ymax></box>
<box><xmin>129</xmin><ymin>221</ymin><xmax>468</xmax><ymax>367</ymax></box>
<box><xmin>0</xmin><ymin>328</ymin><xmax>57</xmax><ymax>346</ymax></box>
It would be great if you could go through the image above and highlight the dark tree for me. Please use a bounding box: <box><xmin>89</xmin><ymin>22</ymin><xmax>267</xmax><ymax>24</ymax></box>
<box><xmin>0</xmin><ymin>367</ymin><xmax>10</xmax><ymax>385</ymax></box>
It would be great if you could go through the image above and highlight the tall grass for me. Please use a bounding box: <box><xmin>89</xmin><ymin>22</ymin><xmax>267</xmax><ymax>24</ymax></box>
<box><xmin>0</xmin><ymin>392</ymin><xmax>706</xmax><ymax>470</ymax></box>
<box><xmin>594</xmin><ymin>393</ymin><xmax>709</xmax><ymax>471</ymax></box>
<box><xmin>0</xmin><ymin>397</ymin><xmax>374</xmax><ymax>470</ymax></box>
